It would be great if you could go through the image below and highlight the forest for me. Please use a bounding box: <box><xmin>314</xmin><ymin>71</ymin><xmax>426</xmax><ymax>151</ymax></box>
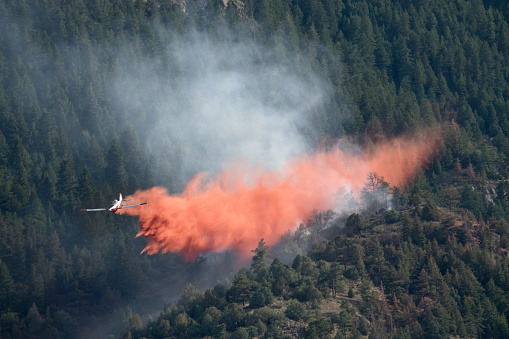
<box><xmin>1</xmin><ymin>0</ymin><xmax>509</xmax><ymax>338</ymax></box>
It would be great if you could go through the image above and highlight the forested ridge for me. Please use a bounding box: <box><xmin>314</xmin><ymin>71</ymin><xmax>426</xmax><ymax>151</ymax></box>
<box><xmin>1</xmin><ymin>0</ymin><xmax>509</xmax><ymax>338</ymax></box>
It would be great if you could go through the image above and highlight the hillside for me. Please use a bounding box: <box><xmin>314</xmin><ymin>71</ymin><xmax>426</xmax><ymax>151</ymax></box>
<box><xmin>124</xmin><ymin>167</ymin><xmax>509</xmax><ymax>338</ymax></box>
<box><xmin>0</xmin><ymin>0</ymin><xmax>509</xmax><ymax>338</ymax></box>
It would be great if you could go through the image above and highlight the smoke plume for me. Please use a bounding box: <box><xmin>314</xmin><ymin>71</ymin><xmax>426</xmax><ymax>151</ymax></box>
<box><xmin>122</xmin><ymin>130</ymin><xmax>440</xmax><ymax>261</ymax></box>
<box><xmin>108</xmin><ymin>31</ymin><xmax>334</xmax><ymax>189</ymax></box>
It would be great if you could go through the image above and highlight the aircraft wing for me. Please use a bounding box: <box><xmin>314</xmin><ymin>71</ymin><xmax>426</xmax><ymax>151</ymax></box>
<box><xmin>80</xmin><ymin>208</ymin><xmax>108</xmax><ymax>212</ymax></box>
<box><xmin>119</xmin><ymin>202</ymin><xmax>148</xmax><ymax>209</ymax></box>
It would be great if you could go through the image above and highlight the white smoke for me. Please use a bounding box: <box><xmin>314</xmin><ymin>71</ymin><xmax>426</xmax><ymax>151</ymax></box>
<box><xmin>108</xmin><ymin>30</ymin><xmax>333</xmax><ymax>188</ymax></box>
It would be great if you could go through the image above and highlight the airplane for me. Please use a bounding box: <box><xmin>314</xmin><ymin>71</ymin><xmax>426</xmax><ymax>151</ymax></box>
<box><xmin>80</xmin><ymin>193</ymin><xmax>147</xmax><ymax>212</ymax></box>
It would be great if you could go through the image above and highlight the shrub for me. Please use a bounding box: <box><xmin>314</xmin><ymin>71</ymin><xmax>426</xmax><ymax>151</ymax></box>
<box><xmin>230</xmin><ymin>327</ymin><xmax>249</xmax><ymax>339</ymax></box>
<box><xmin>285</xmin><ymin>299</ymin><xmax>307</xmax><ymax>321</ymax></box>
<box><xmin>311</xmin><ymin>299</ymin><xmax>321</xmax><ymax>310</ymax></box>
<box><xmin>305</xmin><ymin>318</ymin><xmax>334</xmax><ymax>338</ymax></box>
<box><xmin>358</xmin><ymin>316</ymin><xmax>369</xmax><ymax>335</ymax></box>
<box><xmin>249</xmin><ymin>292</ymin><xmax>265</xmax><ymax>309</ymax></box>
<box><xmin>344</xmin><ymin>268</ymin><xmax>360</xmax><ymax>280</ymax></box>
<box><xmin>384</xmin><ymin>209</ymin><xmax>400</xmax><ymax>223</ymax></box>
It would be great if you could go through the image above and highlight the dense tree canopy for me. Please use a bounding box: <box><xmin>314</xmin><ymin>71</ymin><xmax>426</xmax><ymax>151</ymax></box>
<box><xmin>0</xmin><ymin>0</ymin><xmax>509</xmax><ymax>337</ymax></box>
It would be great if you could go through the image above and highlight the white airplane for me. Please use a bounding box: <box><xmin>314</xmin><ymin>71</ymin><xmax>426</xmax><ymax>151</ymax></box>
<box><xmin>80</xmin><ymin>193</ymin><xmax>147</xmax><ymax>212</ymax></box>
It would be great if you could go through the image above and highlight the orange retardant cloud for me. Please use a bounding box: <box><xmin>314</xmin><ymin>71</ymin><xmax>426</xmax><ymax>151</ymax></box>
<box><xmin>122</xmin><ymin>130</ymin><xmax>440</xmax><ymax>261</ymax></box>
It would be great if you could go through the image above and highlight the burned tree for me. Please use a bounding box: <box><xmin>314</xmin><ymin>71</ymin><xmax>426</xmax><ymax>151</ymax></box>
<box><xmin>361</xmin><ymin>172</ymin><xmax>393</xmax><ymax>212</ymax></box>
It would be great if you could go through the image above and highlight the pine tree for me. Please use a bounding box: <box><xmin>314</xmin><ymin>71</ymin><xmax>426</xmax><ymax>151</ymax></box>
<box><xmin>251</xmin><ymin>238</ymin><xmax>269</xmax><ymax>277</ymax></box>
<box><xmin>56</xmin><ymin>158</ymin><xmax>77</xmax><ymax>212</ymax></box>
<box><xmin>9</xmin><ymin>137</ymin><xmax>31</xmax><ymax>209</ymax></box>
<box><xmin>228</xmin><ymin>274</ymin><xmax>253</xmax><ymax>306</ymax></box>
<box><xmin>0</xmin><ymin>259</ymin><xmax>15</xmax><ymax>312</ymax></box>
<box><xmin>105</xmin><ymin>137</ymin><xmax>127</xmax><ymax>193</ymax></box>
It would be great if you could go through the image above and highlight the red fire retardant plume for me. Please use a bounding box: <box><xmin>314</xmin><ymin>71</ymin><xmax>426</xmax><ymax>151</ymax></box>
<box><xmin>122</xmin><ymin>131</ymin><xmax>440</xmax><ymax>261</ymax></box>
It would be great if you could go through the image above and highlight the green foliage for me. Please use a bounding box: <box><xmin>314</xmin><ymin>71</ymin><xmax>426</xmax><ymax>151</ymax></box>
<box><xmin>345</xmin><ymin>213</ymin><xmax>364</xmax><ymax>236</ymax></box>
<box><xmin>292</xmin><ymin>255</ymin><xmax>319</xmax><ymax>278</ymax></box>
<box><xmin>358</xmin><ymin>316</ymin><xmax>369</xmax><ymax>335</ymax></box>
<box><xmin>294</xmin><ymin>280</ymin><xmax>323</xmax><ymax>302</ymax></box>
<box><xmin>249</xmin><ymin>291</ymin><xmax>266</xmax><ymax>309</ymax></box>
<box><xmin>344</xmin><ymin>267</ymin><xmax>360</xmax><ymax>280</ymax></box>
<box><xmin>251</xmin><ymin>238</ymin><xmax>269</xmax><ymax>279</ymax></box>
<box><xmin>285</xmin><ymin>299</ymin><xmax>308</xmax><ymax>321</ymax></box>
<box><xmin>460</xmin><ymin>185</ymin><xmax>486</xmax><ymax>218</ymax></box>
<box><xmin>178</xmin><ymin>283</ymin><xmax>204</xmax><ymax>309</ymax></box>
<box><xmin>105</xmin><ymin>137</ymin><xmax>128</xmax><ymax>193</ymax></box>
<box><xmin>230</xmin><ymin>327</ymin><xmax>249</xmax><ymax>339</ymax></box>
<box><xmin>1</xmin><ymin>0</ymin><xmax>509</xmax><ymax>337</ymax></box>
<box><xmin>255</xmin><ymin>319</ymin><xmax>267</xmax><ymax>337</ymax></box>
<box><xmin>305</xmin><ymin>317</ymin><xmax>334</xmax><ymax>338</ymax></box>
<box><xmin>228</xmin><ymin>274</ymin><xmax>253</xmax><ymax>306</ymax></box>
<box><xmin>53</xmin><ymin>310</ymin><xmax>78</xmax><ymax>339</ymax></box>
<box><xmin>421</xmin><ymin>202</ymin><xmax>440</xmax><ymax>222</ymax></box>
<box><xmin>384</xmin><ymin>209</ymin><xmax>400</xmax><ymax>224</ymax></box>
<box><xmin>0</xmin><ymin>259</ymin><xmax>14</xmax><ymax>312</ymax></box>
<box><xmin>214</xmin><ymin>280</ymin><xmax>232</xmax><ymax>299</ymax></box>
